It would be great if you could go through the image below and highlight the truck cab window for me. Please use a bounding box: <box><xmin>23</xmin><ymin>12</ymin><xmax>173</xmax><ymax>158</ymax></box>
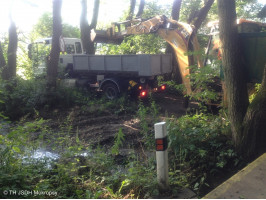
<box><xmin>66</xmin><ymin>44</ymin><xmax>75</xmax><ymax>54</ymax></box>
<box><xmin>75</xmin><ymin>42</ymin><xmax>82</xmax><ymax>54</ymax></box>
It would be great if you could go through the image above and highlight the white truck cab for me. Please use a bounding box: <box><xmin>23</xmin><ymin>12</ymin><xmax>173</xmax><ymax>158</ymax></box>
<box><xmin>28</xmin><ymin>37</ymin><xmax>84</xmax><ymax>76</ymax></box>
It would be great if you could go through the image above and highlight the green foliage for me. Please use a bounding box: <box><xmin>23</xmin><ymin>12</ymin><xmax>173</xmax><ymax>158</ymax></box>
<box><xmin>0</xmin><ymin>112</ymin><xmax>159</xmax><ymax>199</ymax></box>
<box><xmin>167</xmin><ymin>113</ymin><xmax>239</xmax><ymax>194</ymax></box>
<box><xmin>137</xmin><ymin>99</ymin><xmax>160</xmax><ymax>149</ymax></box>
<box><xmin>249</xmin><ymin>83</ymin><xmax>261</xmax><ymax>103</ymax></box>
<box><xmin>98</xmin><ymin>34</ymin><xmax>166</xmax><ymax>55</ymax></box>
<box><xmin>0</xmin><ymin>119</ymin><xmax>50</xmax><ymax>198</ymax></box>
<box><xmin>31</xmin><ymin>12</ymin><xmax>80</xmax><ymax>41</ymax></box>
<box><xmin>236</xmin><ymin>0</ymin><xmax>264</xmax><ymax>20</ymax></box>
<box><xmin>111</xmin><ymin>128</ymin><xmax>125</xmax><ymax>155</ymax></box>
<box><xmin>0</xmin><ymin>78</ymin><xmax>46</xmax><ymax>120</ymax></box>
<box><xmin>141</xmin><ymin>0</ymin><xmax>170</xmax><ymax>18</ymax></box>
<box><xmin>187</xmin><ymin>64</ymin><xmax>220</xmax><ymax>104</ymax></box>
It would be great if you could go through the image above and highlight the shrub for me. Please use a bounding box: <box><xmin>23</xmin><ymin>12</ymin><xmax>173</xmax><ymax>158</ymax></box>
<box><xmin>167</xmin><ymin>113</ymin><xmax>239</xmax><ymax>193</ymax></box>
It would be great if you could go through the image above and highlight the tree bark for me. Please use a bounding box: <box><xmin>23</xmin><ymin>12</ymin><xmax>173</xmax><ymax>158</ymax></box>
<box><xmin>0</xmin><ymin>42</ymin><xmax>6</xmax><ymax>69</ymax></box>
<box><xmin>136</xmin><ymin>0</ymin><xmax>145</xmax><ymax>18</ymax></box>
<box><xmin>127</xmin><ymin>0</ymin><xmax>136</xmax><ymax>20</ymax></box>
<box><xmin>171</xmin><ymin>0</ymin><xmax>182</xmax><ymax>21</ymax></box>
<box><xmin>241</xmin><ymin>65</ymin><xmax>266</xmax><ymax>159</ymax></box>
<box><xmin>2</xmin><ymin>20</ymin><xmax>17</xmax><ymax>80</ymax></box>
<box><xmin>80</xmin><ymin>0</ymin><xmax>100</xmax><ymax>54</ymax></box>
<box><xmin>46</xmin><ymin>0</ymin><xmax>62</xmax><ymax>90</ymax></box>
<box><xmin>218</xmin><ymin>0</ymin><xmax>249</xmax><ymax>145</ymax></box>
<box><xmin>164</xmin><ymin>0</ymin><xmax>183</xmax><ymax>82</ymax></box>
<box><xmin>217</xmin><ymin>0</ymin><xmax>266</xmax><ymax>161</ymax></box>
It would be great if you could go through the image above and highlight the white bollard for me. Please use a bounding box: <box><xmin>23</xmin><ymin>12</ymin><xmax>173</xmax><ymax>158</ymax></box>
<box><xmin>154</xmin><ymin>122</ymin><xmax>169</xmax><ymax>190</ymax></box>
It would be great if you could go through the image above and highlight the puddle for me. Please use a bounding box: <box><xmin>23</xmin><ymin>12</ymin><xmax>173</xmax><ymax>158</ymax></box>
<box><xmin>31</xmin><ymin>149</ymin><xmax>60</xmax><ymax>160</ymax></box>
<box><xmin>22</xmin><ymin>149</ymin><xmax>60</xmax><ymax>169</ymax></box>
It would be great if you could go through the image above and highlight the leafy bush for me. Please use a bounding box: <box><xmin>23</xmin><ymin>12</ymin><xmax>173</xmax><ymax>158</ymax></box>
<box><xmin>167</xmin><ymin>113</ymin><xmax>239</xmax><ymax>193</ymax></box>
<box><xmin>187</xmin><ymin>64</ymin><xmax>220</xmax><ymax>104</ymax></box>
<box><xmin>0</xmin><ymin>78</ymin><xmax>46</xmax><ymax>119</ymax></box>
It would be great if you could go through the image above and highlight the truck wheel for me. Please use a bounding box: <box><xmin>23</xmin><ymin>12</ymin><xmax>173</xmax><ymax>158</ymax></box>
<box><xmin>65</xmin><ymin>64</ymin><xmax>74</xmax><ymax>78</ymax></box>
<box><xmin>103</xmin><ymin>82</ymin><xmax>119</xmax><ymax>100</ymax></box>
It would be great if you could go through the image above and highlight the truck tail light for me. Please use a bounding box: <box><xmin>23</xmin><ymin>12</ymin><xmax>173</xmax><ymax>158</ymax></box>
<box><xmin>140</xmin><ymin>90</ymin><xmax>147</xmax><ymax>98</ymax></box>
<box><xmin>160</xmin><ymin>85</ymin><xmax>166</xmax><ymax>90</ymax></box>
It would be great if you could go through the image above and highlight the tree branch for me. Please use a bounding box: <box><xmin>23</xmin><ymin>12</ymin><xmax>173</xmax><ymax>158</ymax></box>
<box><xmin>192</xmin><ymin>0</ymin><xmax>214</xmax><ymax>31</ymax></box>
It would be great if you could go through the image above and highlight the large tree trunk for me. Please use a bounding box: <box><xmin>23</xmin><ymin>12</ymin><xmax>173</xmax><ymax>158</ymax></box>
<box><xmin>80</xmin><ymin>0</ymin><xmax>100</xmax><ymax>54</ymax></box>
<box><xmin>218</xmin><ymin>0</ymin><xmax>249</xmax><ymax>147</ymax></box>
<box><xmin>2</xmin><ymin>20</ymin><xmax>17</xmax><ymax>80</ymax></box>
<box><xmin>46</xmin><ymin>0</ymin><xmax>62</xmax><ymax>90</ymax></box>
<box><xmin>218</xmin><ymin>0</ymin><xmax>266</xmax><ymax>160</ymax></box>
<box><xmin>241</xmin><ymin>65</ymin><xmax>266</xmax><ymax>159</ymax></box>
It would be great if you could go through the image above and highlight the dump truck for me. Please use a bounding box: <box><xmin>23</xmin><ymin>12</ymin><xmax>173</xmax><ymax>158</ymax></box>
<box><xmin>28</xmin><ymin>37</ymin><xmax>171</xmax><ymax>99</ymax></box>
<box><xmin>71</xmin><ymin>54</ymin><xmax>172</xmax><ymax>99</ymax></box>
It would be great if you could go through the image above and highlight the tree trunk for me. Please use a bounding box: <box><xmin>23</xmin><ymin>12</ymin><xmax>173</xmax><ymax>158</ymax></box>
<box><xmin>241</xmin><ymin>65</ymin><xmax>266</xmax><ymax>159</ymax></box>
<box><xmin>0</xmin><ymin>42</ymin><xmax>6</xmax><ymax>69</ymax></box>
<box><xmin>218</xmin><ymin>0</ymin><xmax>249</xmax><ymax>146</ymax></box>
<box><xmin>127</xmin><ymin>0</ymin><xmax>136</xmax><ymax>20</ymax></box>
<box><xmin>46</xmin><ymin>0</ymin><xmax>62</xmax><ymax>90</ymax></box>
<box><xmin>136</xmin><ymin>0</ymin><xmax>145</xmax><ymax>18</ymax></box>
<box><xmin>2</xmin><ymin>20</ymin><xmax>17</xmax><ymax>80</ymax></box>
<box><xmin>171</xmin><ymin>0</ymin><xmax>182</xmax><ymax>21</ymax></box>
<box><xmin>217</xmin><ymin>0</ymin><xmax>266</xmax><ymax>161</ymax></box>
<box><xmin>164</xmin><ymin>0</ymin><xmax>182</xmax><ymax>82</ymax></box>
<box><xmin>80</xmin><ymin>0</ymin><xmax>100</xmax><ymax>54</ymax></box>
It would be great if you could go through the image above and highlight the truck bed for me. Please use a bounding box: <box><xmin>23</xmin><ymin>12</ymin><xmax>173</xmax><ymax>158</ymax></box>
<box><xmin>73</xmin><ymin>54</ymin><xmax>172</xmax><ymax>77</ymax></box>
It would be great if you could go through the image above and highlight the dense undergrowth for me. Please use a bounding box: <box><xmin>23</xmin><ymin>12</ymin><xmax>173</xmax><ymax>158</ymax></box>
<box><xmin>0</xmin><ymin>78</ymin><xmax>244</xmax><ymax>198</ymax></box>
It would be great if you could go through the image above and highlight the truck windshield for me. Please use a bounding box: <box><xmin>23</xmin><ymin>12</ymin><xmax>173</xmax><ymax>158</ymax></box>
<box><xmin>75</xmin><ymin>42</ymin><xmax>82</xmax><ymax>54</ymax></box>
<box><xmin>65</xmin><ymin>44</ymin><xmax>75</xmax><ymax>54</ymax></box>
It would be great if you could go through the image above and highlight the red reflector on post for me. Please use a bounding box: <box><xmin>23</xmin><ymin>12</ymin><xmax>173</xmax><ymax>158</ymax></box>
<box><xmin>156</xmin><ymin>137</ymin><xmax>167</xmax><ymax>151</ymax></box>
<box><xmin>161</xmin><ymin>85</ymin><xmax>166</xmax><ymax>90</ymax></box>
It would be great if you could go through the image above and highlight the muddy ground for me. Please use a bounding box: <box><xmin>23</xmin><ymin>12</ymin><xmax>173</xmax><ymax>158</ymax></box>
<box><xmin>40</xmin><ymin>93</ymin><xmax>188</xmax><ymax>150</ymax></box>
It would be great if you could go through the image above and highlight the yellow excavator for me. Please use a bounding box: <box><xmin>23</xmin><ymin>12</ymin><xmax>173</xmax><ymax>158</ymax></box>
<box><xmin>91</xmin><ymin>15</ymin><xmax>203</xmax><ymax>95</ymax></box>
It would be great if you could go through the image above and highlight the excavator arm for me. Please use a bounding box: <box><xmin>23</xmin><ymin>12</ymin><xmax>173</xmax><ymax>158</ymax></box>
<box><xmin>91</xmin><ymin>15</ymin><xmax>203</xmax><ymax>94</ymax></box>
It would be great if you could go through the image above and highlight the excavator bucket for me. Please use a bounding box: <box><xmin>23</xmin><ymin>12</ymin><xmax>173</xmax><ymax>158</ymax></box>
<box><xmin>91</xmin><ymin>29</ymin><xmax>124</xmax><ymax>44</ymax></box>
